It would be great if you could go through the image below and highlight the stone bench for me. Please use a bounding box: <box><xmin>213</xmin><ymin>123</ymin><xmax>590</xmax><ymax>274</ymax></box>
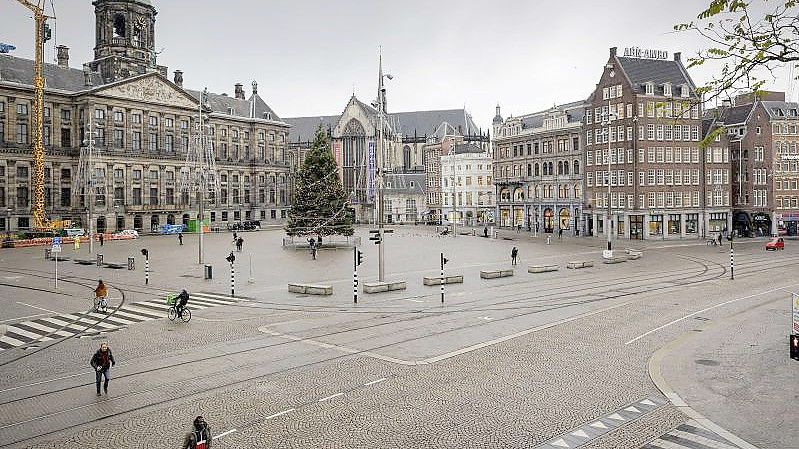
<box><xmin>423</xmin><ymin>275</ymin><xmax>464</xmax><ymax>286</ymax></box>
<box><xmin>602</xmin><ymin>256</ymin><xmax>627</xmax><ymax>264</ymax></box>
<box><xmin>74</xmin><ymin>259</ymin><xmax>96</xmax><ymax>265</ymax></box>
<box><xmin>363</xmin><ymin>281</ymin><xmax>407</xmax><ymax>293</ymax></box>
<box><xmin>566</xmin><ymin>261</ymin><xmax>594</xmax><ymax>269</ymax></box>
<box><xmin>288</xmin><ymin>283</ymin><xmax>333</xmax><ymax>296</ymax></box>
<box><xmin>528</xmin><ymin>264</ymin><xmax>559</xmax><ymax>273</ymax></box>
<box><xmin>625</xmin><ymin>248</ymin><xmax>643</xmax><ymax>258</ymax></box>
<box><xmin>103</xmin><ymin>262</ymin><xmax>127</xmax><ymax>269</ymax></box>
<box><xmin>480</xmin><ymin>269</ymin><xmax>514</xmax><ymax>279</ymax></box>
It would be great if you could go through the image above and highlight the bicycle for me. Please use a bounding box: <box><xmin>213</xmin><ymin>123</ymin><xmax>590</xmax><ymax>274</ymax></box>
<box><xmin>166</xmin><ymin>294</ymin><xmax>191</xmax><ymax>323</ymax></box>
<box><xmin>93</xmin><ymin>295</ymin><xmax>108</xmax><ymax>313</ymax></box>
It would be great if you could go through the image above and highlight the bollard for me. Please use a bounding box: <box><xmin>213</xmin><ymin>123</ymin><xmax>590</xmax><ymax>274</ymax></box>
<box><xmin>127</xmin><ymin>257</ymin><xmax>135</xmax><ymax>271</ymax></box>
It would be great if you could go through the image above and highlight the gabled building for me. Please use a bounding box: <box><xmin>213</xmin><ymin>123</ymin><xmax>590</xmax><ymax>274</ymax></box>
<box><xmin>583</xmin><ymin>47</ymin><xmax>730</xmax><ymax>241</ymax></box>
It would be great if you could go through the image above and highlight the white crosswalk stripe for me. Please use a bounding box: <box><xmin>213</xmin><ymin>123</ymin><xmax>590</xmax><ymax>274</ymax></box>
<box><xmin>0</xmin><ymin>292</ymin><xmax>244</xmax><ymax>350</ymax></box>
<box><xmin>643</xmin><ymin>420</ymin><xmax>741</xmax><ymax>449</ymax></box>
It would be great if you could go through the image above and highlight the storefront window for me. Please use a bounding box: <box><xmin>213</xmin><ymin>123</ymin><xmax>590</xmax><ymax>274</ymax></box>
<box><xmin>685</xmin><ymin>213</ymin><xmax>698</xmax><ymax>234</ymax></box>
<box><xmin>709</xmin><ymin>212</ymin><xmax>727</xmax><ymax>233</ymax></box>
<box><xmin>649</xmin><ymin>215</ymin><xmax>663</xmax><ymax>235</ymax></box>
<box><xmin>668</xmin><ymin>214</ymin><xmax>681</xmax><ymax>234</ymax></box>
<box><xmin>617</xmin><ymin>216</ymin><xmax>625</xmax><ymax>235</ymax></box>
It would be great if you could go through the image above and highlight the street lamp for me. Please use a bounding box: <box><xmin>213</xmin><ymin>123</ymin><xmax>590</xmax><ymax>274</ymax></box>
<box><xmin>601</xmin><ymin>106</ymin><xmax>619</xmax><ymax>253</ymax></box>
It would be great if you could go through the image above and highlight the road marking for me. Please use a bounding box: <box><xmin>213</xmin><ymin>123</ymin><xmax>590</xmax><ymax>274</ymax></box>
<box><xmin>480</xmin><ymin>316</ymin><xmax>492</xmax><ymax>320</ymax></box>
<box><xmin>16</xmin><ymin>302</ymin><xmax>59</xmax><ymax>314</ymax></box>
<box><xmin>363</xmin><ymin>377</ymin><xmax>387</xmax><ymax>386</ymax></box>
<box><xmin>265</xmin><ymin>409</ymin><xmax>294</xmax><ymax>420</ymax></box>
<box><xmin>625</xmin><ymin>284</ymin><xmax>796</xmax><ymax>345</ymax></box>
<box><xmin>403</xmin><ymin>298</ymin><xmax>423</xmax><ymax>303</ymax></box>
<box><xmin>318</xmin><ymin>392</ymin><xmax>344</xmax><ymax>402</ymax></box>
<box><xmin>589</xmin><ymin>421</ymin><xmax>607</xmax><ymax>429</ymax></box>
<box><xmin>0</xmin><ymin>313</ymin><xmax>49</xmax><ymax>324</ymax></box>
<box><xmin>216</xmin><ymin>428</ymin><xmax>237</xmax><ymax>439</ymax></box>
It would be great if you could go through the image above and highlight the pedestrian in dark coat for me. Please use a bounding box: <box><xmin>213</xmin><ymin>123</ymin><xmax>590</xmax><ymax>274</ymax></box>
<box><xmin>511</xmin><ymin>247</ymin><xmax>518</xmax><ymax>266</ymax></box>
<box><xmin>236</xmin><ymin>237</ymin><xmax>244</xmax><ymax>252</ymax></box>
<box><xmin>178</xmin><ymin>232</ymin><xmax>184</xmax><ymax>245</ymax></box>
<box><xmin>483</xmin><ymin>226</ymin><xmax>488</xmax><ymax>238</ymax></box>
<box><xmin>98</xmin><ymin>233</ymin><xmax>104</xmax><ymax>246</ymax></box>
<box><xmin>90</xmin><ymin>342</ymin><xmax>115</xmax><ymax>396</ymax></box>
<box><xmin>182</xmin><ymin>415</ymin><xmax>213</xmax><ymax>449</ymax></box>
<box><xmin>558</xmin><ymin>228</ymin><xmax>563</xmax><ymax>239</ymax></box>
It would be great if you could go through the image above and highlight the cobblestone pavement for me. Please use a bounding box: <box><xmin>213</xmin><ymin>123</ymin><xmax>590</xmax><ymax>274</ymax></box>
<box><xmin>0</xmin><ymin>229</ymin><xmax>794</xmax><ymax>448</ymax></box>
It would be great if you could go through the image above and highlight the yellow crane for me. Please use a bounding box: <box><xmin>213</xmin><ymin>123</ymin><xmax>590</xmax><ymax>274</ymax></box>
<box><xmin>14</xmin><ymin>0</ymin><xmax>53</xmax><ymax>229</ymax></box>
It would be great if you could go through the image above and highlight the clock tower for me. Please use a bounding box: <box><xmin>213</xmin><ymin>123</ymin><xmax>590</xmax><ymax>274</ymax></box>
<box><xmin>90</xmin><ymin>0</ymin><xmax>160</xmax><ymax>83</ymax></box>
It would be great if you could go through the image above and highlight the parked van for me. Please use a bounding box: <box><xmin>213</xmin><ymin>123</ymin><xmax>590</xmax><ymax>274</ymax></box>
<box><xmin>64</xmin><ymin>228</ymin><xmax>86</xmax><ymax>237</ymax></box>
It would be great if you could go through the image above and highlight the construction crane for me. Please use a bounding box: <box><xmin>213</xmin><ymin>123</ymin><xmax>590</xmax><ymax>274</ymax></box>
<box><xmin>13</xmin><ymin>0</ymin><xmax>53</xmax><ymax>229</ymax></box>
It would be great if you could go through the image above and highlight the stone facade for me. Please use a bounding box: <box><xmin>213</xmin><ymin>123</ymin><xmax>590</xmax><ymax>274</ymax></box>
<box><xmin>493</xmin><ymin>101</ymin><xmax>586</xmax><ymax>234</ymax></box>
<box><xmin>0</xmin><ymin>0</ymin><xmax>291</xmax><ymax>233</ymax></box>
<box><xmin>440</xmin><ymin>142</ymin><xmax>494</xmax><ymax>226</ymax></box>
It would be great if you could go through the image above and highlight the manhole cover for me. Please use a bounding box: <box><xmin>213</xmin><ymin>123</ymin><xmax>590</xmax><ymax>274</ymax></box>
<box><xmin>695</xmin><ymin>359</ymin><xmax>720</xmax><ymax>366</ymax></box>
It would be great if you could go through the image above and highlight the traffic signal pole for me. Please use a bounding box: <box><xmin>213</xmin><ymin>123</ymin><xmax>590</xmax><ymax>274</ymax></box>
<box><xmin>353</xmin><ymin>247</ymin><xmax>359</xmax><ymax>304</ymax></box>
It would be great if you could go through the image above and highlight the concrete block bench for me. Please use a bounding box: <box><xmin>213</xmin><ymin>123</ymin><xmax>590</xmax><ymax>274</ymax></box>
<box><xmin>480</xmin><ymin>269</ymin><xmax>514</xmax><ymax>279</ymax></box>
<box><xmin>566</xmin><ymin>261</ymin><xmax>593</xmax><ymax>269</ymax></box>
<box><xmin>288</xmin><ymin>283</ymin><xmax>333</xmax><ymax>295</ymax></box>
<box><xmin>74</xmin><ymin>259</ymin><xmax>96</xmax><ymax>265</ymax></box>
<box><xmin>625</xmin><ymin>248</ymin><xmax>643</xmax><ymax>258</ymax></box>
<box><xmin>103</xmin><ymin>262</ymin><xmax>127</xmax><ymax>269</ymax></box>
<box><xmin>528</xmin><ymin>264</ymin><xmax>559</xmax><ymax>273</ymax></box>
<box><xmin>423</xmin><ymin>275</ymin><xmax>464</xmax><ymax>286</ymax></box>
<box><xmin>363</xmin><ymin>281</ymin><xmax>407</xmax><ymax>293</ymax></box>
<box><xmin>602</xmin><ymin>256</ymin><xmax>627</xmax><ymax>264</ymax></box>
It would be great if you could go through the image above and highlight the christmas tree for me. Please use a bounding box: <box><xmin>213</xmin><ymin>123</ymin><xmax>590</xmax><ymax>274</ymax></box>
<box><xmin>285</xmin><ymin>126</ymin><xmax>354</xmax><ymax>237</ymax></box>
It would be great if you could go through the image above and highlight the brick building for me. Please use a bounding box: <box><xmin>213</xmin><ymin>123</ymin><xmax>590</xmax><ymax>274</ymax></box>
<box><xmin>583</xmin><ymin>47</ymin><xmax>730</xmax><ymax>241</ymax></box>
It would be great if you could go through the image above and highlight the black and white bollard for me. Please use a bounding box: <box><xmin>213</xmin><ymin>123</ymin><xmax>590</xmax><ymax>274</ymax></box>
<box><xmin>353</xmin><ymin>249</ymin><xmax>363</xmax><ymax>304</ymax></box>
<box><xmin>730</xmin><ymin>247</ymin><xmax>734</xmax><ymax>280</ymax></box>
<box><xmin>230</xmin><ymin>262</ymin><xmax>235</xmax><ymax>297</ymax></box>
<box><xmin>440</xmin><ymin>252</ymin><xmax>448</xmax><ymax>303</ymax></box>
<box><xmin>141</xmin><ymin>249</ymin><xmax>149</xmax><ymax>285</ymax></box>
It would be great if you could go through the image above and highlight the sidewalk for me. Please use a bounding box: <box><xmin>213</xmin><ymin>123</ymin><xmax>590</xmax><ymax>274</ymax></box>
<box><xmin>651</xmin><ymin>291</ymin><xmax>797</xmax><ymax>449</ymax></box>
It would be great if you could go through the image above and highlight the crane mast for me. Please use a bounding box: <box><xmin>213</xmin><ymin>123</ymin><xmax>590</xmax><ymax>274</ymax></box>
<box><xmin>14</xmin><ymin>0</ymin><xmax>52</xmax><ymax>229</ymax></box>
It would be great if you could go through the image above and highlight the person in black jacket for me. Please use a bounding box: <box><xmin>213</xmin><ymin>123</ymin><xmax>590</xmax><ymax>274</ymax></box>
<box><xmin>90</xmin><ymin>342</ymin><xmax>115</xmax><ymax>396</ymax></box>
<box><xmin>183</xmin><ymin>416</ymin><xmax>213</xmax><ymax>449</ymax></box>
<box><xmin>176</xmin><ymin>290</ymin><xmax>190</xmax><ymax>318</ymax></box>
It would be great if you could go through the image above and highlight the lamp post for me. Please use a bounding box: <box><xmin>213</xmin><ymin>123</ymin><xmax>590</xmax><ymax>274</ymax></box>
<box><xmin>375</xmin><ymin>56</ymin><xmax>393</xmax><ymax>282</ymax></box>
<box><xmin>601</xmin><ymin>105</ymin><xmax>618</xmax><ymax>253</ymax></box>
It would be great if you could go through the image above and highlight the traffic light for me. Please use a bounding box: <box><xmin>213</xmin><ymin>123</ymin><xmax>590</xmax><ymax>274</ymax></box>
<box><xmin>42</xmin><ymin>23</ymin><xmax>52</xmax><ymax>42</ymax></box>
<box><xmin>225</xmin><ymin>251</ymin><xmax>235</xmax><ymax>264</ymax></box>
<box><xmin>357</xmin><ymin>250</ymin><xmax>363</xmax><ymax>266</ymax></box>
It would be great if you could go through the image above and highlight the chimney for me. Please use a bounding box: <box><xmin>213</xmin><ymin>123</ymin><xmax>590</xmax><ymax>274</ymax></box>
<box><xmin>56</xmin><ymin>45</ymin><xmax>69</xmax><ymax>69</ymax></box>
<box><xmin>173</xmin><ymin>70</ymin><xmax>183</xmax><ymax>88</ymax></box>
<box><xmin>674</xmin><ymin>52</ymin><xmax>681</xmax><ymax>62</ymax></box>
<box><xmin>609</xmin><ymin>47</ymin><xmax>617</xmax><ymax>58</ymax></box>
<box><xmin>234</xmin><ymin>83</ymin><xmax>245</xmax><ymax>100</ymax></box>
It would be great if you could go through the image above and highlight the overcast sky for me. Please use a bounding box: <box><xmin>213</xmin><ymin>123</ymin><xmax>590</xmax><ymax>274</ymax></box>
<box><xmin>1</xmin><ymin>0</ymin><xmax>797</xmax><ymax>129</ymax></box>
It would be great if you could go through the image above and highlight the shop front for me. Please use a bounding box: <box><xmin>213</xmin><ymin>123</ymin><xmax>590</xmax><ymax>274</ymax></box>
<box><xmin>752</xmin><ymin>212</ymin><xmax>771</xmax><ymax>237</ymax></box>
<box><xmin>685</xmin><ymin>213</ymin><xmax>699</xmax><ymax>235</ymax></box>
<box><xmin>777</xmin><ymin>212</ymin><xmax>799</xmax><ymax>236</ymax></box>
<box><xmin>709</xmin><ymin>212</ymin><xmax>728</xmax><ymax>233</ymax></box>
<box><xmin>630</xmin><ymin>215</ymin><xmax>644</xmax><ymax>240</ymax></box>
<box><xmin>649</xmin><ymin>214</ymin><xmax>663</xmax><ymax>237</ymax></box>
<box><xmin>668</xmin><ymin>214</ymin><xmax>681</xmax><ymax>236</ymax></box>
<box><xmin>559</xmin><ymin>208</ymin><xmax>570</xmax><ymax>230</ymax></box>
<box><xmin>513</xmin><ymin>208</ymin><xmax>525</xmax><ymax>227</ymax></box>
<box><xmin>544</xmin><ymin>208</ymin><xmax>555</xmax><ymax>233</ymax></box>
<box><xmin>733</xmin><ymin>211</ymin><xmax>751</xmax><ymax>237</ymax></box>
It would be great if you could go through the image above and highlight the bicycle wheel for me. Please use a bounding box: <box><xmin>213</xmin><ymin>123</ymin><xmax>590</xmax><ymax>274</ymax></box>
<box><xmin>93</xmin><ymin>297</ymin><xmax>100</xmax><ymax>313</ymax></box>
<box><xmin>168</xmin><ymin>307</ymin><xmax>177</xmax><ymax>321</ymax></box>
<box><xmin>180</xmin><ymin>308</ymin><xmax>191</xmax><ymax>323</ymax></box>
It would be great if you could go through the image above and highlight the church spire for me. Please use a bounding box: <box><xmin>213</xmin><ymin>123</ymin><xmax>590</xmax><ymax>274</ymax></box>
<box><xmin>377</xmin><ymin>48</ymin><xmax>388</xmax><ymax>113</ymax></box>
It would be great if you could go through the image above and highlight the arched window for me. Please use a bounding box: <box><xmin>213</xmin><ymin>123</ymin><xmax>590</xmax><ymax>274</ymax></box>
<box><xmin>534</xmin><ymin>163</ymin><xmax>540</xmax><ymax>177</ymax></box>
<box><xmin>563</xmin><ymin>161</ymin><xmax>570</xmax><ymax>175</ymax></box>
<box><xmin>403</xmin><ymin>146</ymin><xmax>411</xmax><ymax>170</ymax></box>
<box><xmin>574</xmin><ymin>184</ymin><xmax>581</xmax><ymax>199</ymax></box>
<box><xmin>113</xmin><ymin>14</ymin><xmax>126</xmax><ymax>38</ymax></box>
<box><xmin>548</xmin><ymin>162</ymin><xmax>554</xmax><ymax>175</ymax></box>
<box><xmin>527</xmin><ymin>164</ymin><xmax>532</xmax><ymax>177</ymax></box>
<box><xmin>557</xmin><ymin>161</ymin><xmax>562</xmax><ymax>175</ymax></box>
<box><xmin>573</xmin><ymin>160</ymin><xmax>580</xmax><ymax>175</ymax></box>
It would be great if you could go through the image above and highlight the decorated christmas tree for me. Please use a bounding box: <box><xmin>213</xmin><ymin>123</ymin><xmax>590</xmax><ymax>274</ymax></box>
<box><xmin>285</xmin><ymin>126</ymin><xmax>354</xmax><ymax>237</ymax></box>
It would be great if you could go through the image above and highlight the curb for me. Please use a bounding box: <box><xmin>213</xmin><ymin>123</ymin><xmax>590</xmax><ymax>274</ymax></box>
<box><xmin>647</xmin><ymin>336</ymin><xmax>760</xmax><ymax>449</ymax></box>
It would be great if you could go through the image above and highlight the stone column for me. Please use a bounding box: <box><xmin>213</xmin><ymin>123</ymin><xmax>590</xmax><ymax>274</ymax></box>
<box><xmin>643</xmin><ymin>213</ymin><xmax>651</xmax><ymax>240</ymax></box>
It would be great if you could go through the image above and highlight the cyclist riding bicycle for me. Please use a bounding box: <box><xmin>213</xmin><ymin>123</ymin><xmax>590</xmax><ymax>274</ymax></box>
<box><xmin>94</xmin><ymin>280</ymin><xmax>108</xmax><ymax>310</ymax></box>
<box><xmin>175</xmin><ymin>289</ymin><xmax>189</xmax><ymax>318</ymax></box>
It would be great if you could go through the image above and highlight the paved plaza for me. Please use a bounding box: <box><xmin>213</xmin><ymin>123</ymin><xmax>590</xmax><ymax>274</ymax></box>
<box><xmin>0</xmin><ymin>227</ymin><xmax>795</xmax><ymax>448</ymax></box>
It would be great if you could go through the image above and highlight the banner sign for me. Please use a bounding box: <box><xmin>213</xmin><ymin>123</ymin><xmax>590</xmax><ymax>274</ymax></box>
<box><xmin>367</xmin><ymin>141</ymin><xmax>376</xmax><ymax>203</ymax></box>
<box><xmin>332</xmin><ymin>141</ymin><xmax>342</xmax><ymax>167</ymax></box>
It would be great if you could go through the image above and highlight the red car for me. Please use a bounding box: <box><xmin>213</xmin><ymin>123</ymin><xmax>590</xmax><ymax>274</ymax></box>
<box><xmin>766</xmin><ymin>237</ymin><xmax>785</xmax><ymax>251</ymax></box>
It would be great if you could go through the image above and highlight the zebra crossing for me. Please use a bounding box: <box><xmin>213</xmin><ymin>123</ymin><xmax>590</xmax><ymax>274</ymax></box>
<box><xmin>0</xmin><ymin>292</ymin><xmax>245</xmax><ymax>350</ymax></box>
<box><xmin>642</xmin><ymin>420</ymin><xmax>742</xmax><ymax>449</ymax></box>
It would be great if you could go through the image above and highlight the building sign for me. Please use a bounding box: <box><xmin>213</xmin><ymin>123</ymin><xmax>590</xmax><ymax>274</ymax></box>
<box><xmin>793</xmin><ymin>293</ymin><xmax>799</xmax><ymax>334</ymax></box>
<box><xmin>781</xmin><ymin>155</ymin><xmax>799</xmax><ymax>161</ymax></box>
<box><xmin>367</xmin><ymin>141</ymin><xmax>376</xmax><ymax>203</ymax></box>
<box><xmin>623</xmin><ymin>47</ymin><xmax>669</xmax><ymax>60</ymax></box>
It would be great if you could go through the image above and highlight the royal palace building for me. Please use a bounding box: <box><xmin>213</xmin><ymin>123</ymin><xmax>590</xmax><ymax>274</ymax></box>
<box><xmin>0</xmin><ymin>0</ymin><xmax>292</xmax><ymax>233</ymax></box>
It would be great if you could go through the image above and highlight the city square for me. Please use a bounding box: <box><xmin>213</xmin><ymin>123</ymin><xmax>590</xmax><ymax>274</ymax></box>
<box><xmin>1</xmin><ymin>0</ymin><xmax>798</xmax><ymax>447</ymax></box>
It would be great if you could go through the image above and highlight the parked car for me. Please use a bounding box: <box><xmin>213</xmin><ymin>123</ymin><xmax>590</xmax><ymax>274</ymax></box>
<box><xmin>228</xmin><ymin>220</ymin><xmax>261</xmax><ymax>231</ymax></box>
<box><xmin>63</xmin><ymin>228</ymin><xmax>86</xmax><ymax>237</ymax></box>
<box><xmin>114</xmin><ymin>229</ymin><xmax>139</xmax><ymax>239</ymax></box>
<box><xmin>159</xmin><ymin>224</ymin><xmax>186</xmax><ymax>235</ymax></box>
<box><xmin>766</xmin><ymin>237</ymin><xmax>785</xmax><ymax>251</ymax></box>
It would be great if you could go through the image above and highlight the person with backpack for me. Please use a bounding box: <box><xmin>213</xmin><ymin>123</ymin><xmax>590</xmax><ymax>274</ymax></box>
<box><xmin>90</xmin><ymin>342</ymin><xmax>115</xmax><ymax>396</ymax></box>
<box><xmin>182</xmin><ymin>415</ymin><xmax>212</xmax><ymax>449</ymax></box>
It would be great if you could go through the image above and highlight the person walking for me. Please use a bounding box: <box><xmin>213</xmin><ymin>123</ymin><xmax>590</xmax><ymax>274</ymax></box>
<box><xmin>232</xmin><ymin>231</ymin><xmax>238</xmax><ymax>245</ymax></box>
<box><xmin>178</xmin><ymin>232</ymin><xmax>184</xmax><ymax>245</ymax></box>
<box><xmin>511</xmin><ymin>246</ymin><xmax>518</xmax><ymax>266</ymax></box>
<box><xmin>90</xmin><ymin>342</ymin><xmax>115</xmax><ymax>396</ymax></box>
<box><xmin>309</xmin><ymin>238</ymin><xmax>317</xmax><ymax>260</ymax></box>
<box><xmin>182</xmin><ymin>416</ymin><xmax>213</xmax><ymax>449</ymax></box>
<box><xmin>74</xmin><ymin>235</ymin><xmax>80</xmax><ymax>251</ymax></box>
<box><xmin>483</xmin><ymin>226</ymin><xmax>488</xmax><ymax>238</ymax></box>
<box><xmin>236</xmin><ymin>237</ymin><xmax>244</xmax><ymax>252</ymax></box>
<box><xmin>98</xmin><ymin>233</ymin><xmax>104</xmax><ymax>247</ymax></box>
<box><xmin>558</xmin><ymin>228</ymin><xmax>563</xmax><ymax>240</ymax></box>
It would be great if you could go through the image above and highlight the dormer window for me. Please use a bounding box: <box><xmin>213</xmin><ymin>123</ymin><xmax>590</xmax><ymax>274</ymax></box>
<box><xmin>663</xmin><ymin>83</ymin><xmax>672</xmax><ymax>97</ymax></box>
<box><xmin>680</xmin><ymin>84</ymin><xmax>689</xmax><ymax>98</ymax></box>
<box><xmin>645</xmin><ymin>82</ymin><xmax>654</xmax><ymax>96</ymax></box>
<box><xmin>227</xmin><ymin>107</ymin><xmax>234</xmax><ymax>115</ymax></box>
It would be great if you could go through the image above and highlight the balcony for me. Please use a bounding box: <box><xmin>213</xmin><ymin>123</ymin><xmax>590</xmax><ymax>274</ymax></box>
<box><xmin>123</xmin><ymin>204</ymin><xmax>183</xmax><ymax>213</ymax></box>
